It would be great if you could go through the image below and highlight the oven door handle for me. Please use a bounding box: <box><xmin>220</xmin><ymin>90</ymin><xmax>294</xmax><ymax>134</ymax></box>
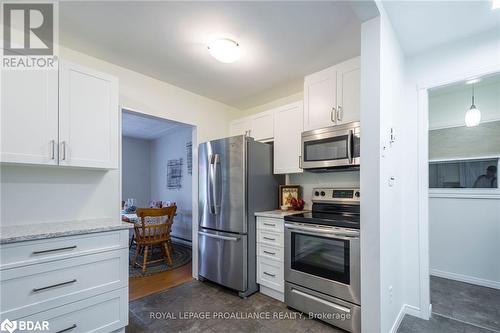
<box><xmin>290</xmin><ymin>288</ymin><xmax>351</xmax><ymax>314</ymax></box>
<box><xmin>285</xmin><ymin>223</ymin><xmax>359</xmax><ymax>239</ymax></box>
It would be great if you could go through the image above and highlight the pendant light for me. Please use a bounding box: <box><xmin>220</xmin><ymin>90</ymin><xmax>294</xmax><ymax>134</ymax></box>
<box><xmin>465</xmin><ymin>84</ymin><xmax>481</xmax><ymax>127</ymax></box>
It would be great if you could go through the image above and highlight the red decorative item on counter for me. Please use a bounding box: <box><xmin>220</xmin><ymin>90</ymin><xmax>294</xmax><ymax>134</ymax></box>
<box><xmin>290</xmin><ymin>198</ymin><xmax>305</xmax><ymax>211</ymax></box>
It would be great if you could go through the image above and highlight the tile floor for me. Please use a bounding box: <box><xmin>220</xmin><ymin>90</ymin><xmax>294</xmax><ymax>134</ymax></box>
<box><xmin>126</xmin><ymin>279</ymin><xmax>344</xmax><ymax>333</ymax></box>
<box><xmin>398</xmin><ymin>276</ymin><xmax>500</xmax><ymax>333</ymax></box>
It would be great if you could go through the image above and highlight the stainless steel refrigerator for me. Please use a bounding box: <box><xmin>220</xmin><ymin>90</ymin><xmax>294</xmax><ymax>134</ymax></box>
<box><xmin>198</xmin><ymin>135</ymin><xmax>284</xmax><ymax>297</ymax></box>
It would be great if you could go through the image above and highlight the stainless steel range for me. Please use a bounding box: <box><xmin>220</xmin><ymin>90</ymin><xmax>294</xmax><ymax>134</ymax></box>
<box><xmin>284</xmin><ymin>188</ymin><xmax>360</xmax><ymax>333</ymax></box>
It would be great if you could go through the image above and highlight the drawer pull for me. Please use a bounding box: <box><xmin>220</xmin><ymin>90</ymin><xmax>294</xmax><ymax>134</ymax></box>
<box><xmin>33</xmin><ymin>245</ymin><xmax>77</xmax><ymax>254</ymax></box>
<box><xmin>263</xmin><ymin>237</ymin><xmax>276</xmax><ymax>241</ymax></box>
<box><xmin>263</xmin><ymin>250</ymin><xmax>276</xmax><ymax>255</ymax></box>
<box><xmin>55</xmin><ymin>324</ymin><xmax>77</xmax><ymax>333</ymax></box>
<box><xmin>263</xmin><ymin>271</ymin><xmax>276</xmax><ymax>277</ymax></box>
<box><xmin>263</xmin><ymin>223</ymin><xmax>275</xmax><ymax>227</ymax></box>
<box><xmin>33</xmin><ymin>279</ymin><xmax>77</xmax><ymax>292</ymax></box>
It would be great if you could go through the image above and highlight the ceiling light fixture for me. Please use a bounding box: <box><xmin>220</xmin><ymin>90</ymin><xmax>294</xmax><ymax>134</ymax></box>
<box><xmin>465</xmin><ymin>84</ymin><xmax>481</xmax><ymax>127</ymax></box>
<box><xmin>492</xmin><ymin>0</ymin><xmax>500</xmax><ymax>10</ymax></box>
<box><xmin>208</xmin><ymin>38</ymin><xmax>241</xmax><ymax>64</ymax></box>
<box><xmin>466</xmin><ymin>78</ymin><xmax>480</xmax><ymax>85</ymax></box>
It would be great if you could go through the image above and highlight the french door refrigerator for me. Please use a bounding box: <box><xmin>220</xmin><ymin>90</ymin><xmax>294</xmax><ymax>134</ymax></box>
<box><xmin>198</xmin><ymin>135</ymin><xmax>284</xmax><ymax>297</ymax></box>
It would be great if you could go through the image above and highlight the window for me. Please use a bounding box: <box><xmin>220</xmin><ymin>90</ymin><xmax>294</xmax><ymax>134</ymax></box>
<box><xmin>429</xmin><ymin>158</ymin><xmax>498</xmax><ymax>189</ymax></box>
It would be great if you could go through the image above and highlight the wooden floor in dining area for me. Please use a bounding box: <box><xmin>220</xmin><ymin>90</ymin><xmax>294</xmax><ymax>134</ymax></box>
<box><xmin>129</xmin><ymin>263</ymin><xmax>193</xmax><ymax>301</ymax></box>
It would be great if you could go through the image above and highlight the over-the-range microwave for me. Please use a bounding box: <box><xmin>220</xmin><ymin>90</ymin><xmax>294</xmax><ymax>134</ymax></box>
<box><xmin>301</xmin><ymin>121</ymin><xmax>360</xmax><ymax>171</ymax></box>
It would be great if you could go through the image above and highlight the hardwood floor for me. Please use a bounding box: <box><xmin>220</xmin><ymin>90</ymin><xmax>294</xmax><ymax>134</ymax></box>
<box><xmin>129</xmin><ymin>263</ymin><xmax>193</xmax><ymax>301</ymax></box>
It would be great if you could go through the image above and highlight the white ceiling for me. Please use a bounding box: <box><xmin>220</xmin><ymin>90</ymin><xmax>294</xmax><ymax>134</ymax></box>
<box><xmin>122</xmin><ymin>110</ymin><xmax>189</xmax><ymax>140</ymax></box>
<box><xmin>429</xmin><ymin>72</ymin><xmax>500</xmax><ymax>97</ymax></box>
<box><xmin>59</xmin><ymin>1</ymin><xmax>363</xmax><ymax>110</ymax></box>
<box><xmin>383</xmin><ymin>1</ymin><xmax>500</xmax><ymax>55</ymax></box>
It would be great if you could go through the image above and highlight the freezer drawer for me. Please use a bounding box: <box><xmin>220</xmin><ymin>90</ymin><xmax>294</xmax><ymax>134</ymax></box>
<box><xmin>198</xmin><ymin>229</ymin><xmax>247</xmax><ymax>291</ymax></box>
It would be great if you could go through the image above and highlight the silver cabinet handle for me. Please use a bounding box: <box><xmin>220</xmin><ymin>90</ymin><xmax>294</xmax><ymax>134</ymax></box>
<box><xmin>331</xmin><ymin>106</ymin><xmax>337</xmax><ymax>123</ymax></box>
<box><xmin>290</xmin><ymin>288</ymin><xmax>351</xmax><ymax>313</ymax></box>
<box><xmin>299</xmin><ymin>155</ymin><xmax>302</xmax><ymax>169</ymax></box>
<box><xmin>263</xmin><ymin>271</ymin><xmax>276</xmax><ymax>277</ymax></box>
<box><xmin>337</xmin><ymin>105</ymin><xmax>343</xmax><ymax>121</ymax></box>
<box><xmin>33</xmin><ymin>279</ymin><xmax>77</xmax><ymax>292</ymax></box>
<box><xmin>55</xmin><ymin>324</ymin><xmax>77</xmax><ymax>333</ymax></box>
<box><xmin>50</xmin><ymin>140</ymin><xmax>56</xmax><ymax>160</ymax></box>
<box><xmin>198</xmin><ymin>231</ymin><xmax>239</xmax><ymax>242</ymax></box>
<box><xmin>263</xmin><ymin>223</ymin><xmax>275</xmax><ymax>227</ymax></box>
<box><xmin>263</xmin><ymin>236</ymin><xmax>276</xmax><ymax>241</ymax></box>
<box><xmin>60</xmin><ymin>141</ymin><xmax>66</xmax><ymax>160</ymax></box>
<box><xmin>263</xmin><ymin>250</ymin><xmax>276</xmax><ymax>255</ymax></box>
<box><xmin>33</xmin><ymin>245</ymin><xmax>77</xmax><ymax>254</ymax></box>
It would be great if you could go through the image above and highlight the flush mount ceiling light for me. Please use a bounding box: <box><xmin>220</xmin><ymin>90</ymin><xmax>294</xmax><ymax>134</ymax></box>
<box><xmin>492</xmin><ymin>0</ymin><xmax>500</xmax><ymax>10</ymax></box>
<box><xmin>208</xmin><ymin>38</ymin><xmax>241</xmax><ymax>63</ymax></box>
<box><xmin>465</xmin><ymin>84</ymin><xmax>481</xmax><ymax>127</ymax></box>
<box><xmin>466</xmin><ymin>78</ymin><xmax>481</xmax><ymax>85</ymax></box>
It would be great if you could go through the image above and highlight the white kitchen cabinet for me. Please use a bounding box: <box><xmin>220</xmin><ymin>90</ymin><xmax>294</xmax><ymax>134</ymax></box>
<box><xmin>229</xmin><ymin>118</ymin><xmax>251</xmax><ymax>136</ymax></box>
<box><xmin>1</xmin><ymin>69</ymin><xmax>59</xmax><ymax>165</ymax></box>
<box><xmin>229</xmin><ymin>110</ymin><xmax>274</xmax><ymax>142</ymax></box>
<box><xmin>59</xmin><ymin>61</ymin><xmax>119</xmax><ymax>169</ymax></box>
<box><xmin>303</xmin><ymin>66</ymin><xmax>337</xmax><ymax>131</ymax></box>
<box><xmin>0</xmin><ymin>61</ymin><xmax>119</xmax><ymax>169</ymax></box>
<box><xmin>273</xmin><ymin>102</ymin><xmax>303</xmax><ymax>174</ymax></box>
<box><xmin>336</xmin><ymin>57</ymin><xmax>360</xmax><ymax>124</ymax></box>
<box><xmin>303</xmin><ymin>56</ymin><xmax>360</xmax><ymax>131</ymax></box>
<box><xmin>250</xmin><ymin>111</ymin><xmax>274</xmax><ymax>141</ymax></box>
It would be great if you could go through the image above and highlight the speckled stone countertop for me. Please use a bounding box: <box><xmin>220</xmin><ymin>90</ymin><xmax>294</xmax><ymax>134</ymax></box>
<box><xmin>0</xmin><ymin>219</ymin><xmax>133</xmax><ymax>244</ymax></box>
<box><xmin>254</xmin><ymin>210</ymin><xmax>309</xmax><ymax>219</ymax></box>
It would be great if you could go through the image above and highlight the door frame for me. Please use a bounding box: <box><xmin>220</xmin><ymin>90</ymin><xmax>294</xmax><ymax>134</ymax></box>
<box><xmin>119</xmin><ymin>107</ymin><xmax>198</xmax><ymax>278</ymax></box>
<box><xmin>416</xmin><ymin>64</ymin><xmax>500</xmax><ymax>320</ymax></box>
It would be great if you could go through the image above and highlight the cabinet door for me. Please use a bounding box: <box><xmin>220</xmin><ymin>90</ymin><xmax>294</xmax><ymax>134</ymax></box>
<box><xmin>336</xmin><ymin>57</ymin><xmax>360</xmax><ymax>124</ymax></box>
<box><xmin>1</xmin><ymin>70</ymin><xmax>58</xmax><ymax>165</ymax></box>
<box><xmin>58</xmin><ymin>61</ymin><xmax>119</xmax><ymax>168</ymax></box>
<box><xmin>251</xmin><ymin>111</ymin><xmax>274</xmax><ymax>141</ymax></box>
<box><xmin>273</xmin><ymin>102</ymin><xmax>303</xmax><ymax>174</ymax></box>
<box><xmin>303</xmin><ymin>67</ymin><xmax>336</xmax><ymax>131</ymax></box>
<box><xmin>230</xmin><ymin>118</ymin><xmax>251</xmax><ymax>136</ymax></box>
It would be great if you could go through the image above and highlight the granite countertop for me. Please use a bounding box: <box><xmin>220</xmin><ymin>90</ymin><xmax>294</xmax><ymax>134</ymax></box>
<box><xmin>255</xmin><ymin>209</ymin><xmax>309</xmax><ymax>218</ymax></box>
<box><xmin>0</xmin><ymin>219</ymin><xmax>133</xmax><ymax>244</ymax></box>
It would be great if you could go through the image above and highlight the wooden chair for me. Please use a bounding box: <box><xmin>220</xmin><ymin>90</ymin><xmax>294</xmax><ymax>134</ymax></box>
<box><xmin>131</xmin><ymin>206</ymin><xmax>176</xmax><ymax>273</ymax></box>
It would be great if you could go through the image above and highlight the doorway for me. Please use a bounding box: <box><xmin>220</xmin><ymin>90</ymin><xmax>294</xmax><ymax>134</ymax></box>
<box><xmin>121</xmin><ymin>109</ymin><xmax>196</xmax><ymax>300</ymax></box>
<box><xmin>418</xmin><ymin>72</ymin><xmax>500</xmax><ymax>332</ymax></box>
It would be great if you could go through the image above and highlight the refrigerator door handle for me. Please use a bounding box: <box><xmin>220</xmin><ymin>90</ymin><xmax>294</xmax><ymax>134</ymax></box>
<box><xmin>209</xmin><ymin>154</ymin><xmax>220</xmax><ymax>214</ymax></box>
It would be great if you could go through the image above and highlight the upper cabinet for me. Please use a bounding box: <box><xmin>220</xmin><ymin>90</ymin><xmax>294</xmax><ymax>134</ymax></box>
<box><xmin>229</xmin><ymin>110</ymin><xmax>274</xmax><ymax>141</ymax></box>
<box><xmin>303</xmin><ymin>57</ymin><xmax>360</xmax><ymax>131</ymax></box>
<box><xmin>273</xmin><ymin>102</ymin><xmax>303</xmax><ymax>174</ymax></box>
<box><xmin>59</xmin><ymin>61</ymin><xmax>119</xmax><ymax>168</ymax></box>
<box><xmin>1</xmin><ymin>60</ymin><xmax>119</xmax><ymax>169</ymax></box>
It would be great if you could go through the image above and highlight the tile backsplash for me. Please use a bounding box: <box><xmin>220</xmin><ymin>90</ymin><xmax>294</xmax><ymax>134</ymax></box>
<box><xmin>287</xmin><ymin>171</ymin><xmax>360</xmax><ymax>209</ymax></box>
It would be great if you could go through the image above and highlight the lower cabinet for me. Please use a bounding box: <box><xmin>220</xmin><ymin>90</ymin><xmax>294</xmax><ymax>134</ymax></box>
<box><xmin>256</xmin><ymin>216</ymin><xmax>284</xmax><ymax>301</ymax></box>
<box><xmin>0</xmin><ymin>230</ymin><xmax>129</xmax><ymax>332</ymax></box>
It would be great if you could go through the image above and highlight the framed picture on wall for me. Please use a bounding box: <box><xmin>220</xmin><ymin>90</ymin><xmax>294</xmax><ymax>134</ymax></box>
<box><xmin>279</xmin><ymin>185</ymin><xmax>301</xmax><ymax>208</ymax></box>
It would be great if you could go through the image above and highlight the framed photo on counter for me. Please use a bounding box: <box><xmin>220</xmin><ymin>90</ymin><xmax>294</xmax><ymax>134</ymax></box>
<box><xmin>279</xmin><ymin>185</ymin><xmax>301</xmax><ymax>208</ymax></box>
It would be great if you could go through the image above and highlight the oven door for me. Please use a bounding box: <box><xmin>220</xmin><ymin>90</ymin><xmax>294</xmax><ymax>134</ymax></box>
<box><xmin>284</xmin><ymin>222</ymin><xmax>360</xmax><ymax>305</ymax></box>
<box><xmin>301</xmin><ymin>128</ymin><xmax>355</xmax><ymax>169</ymax></box>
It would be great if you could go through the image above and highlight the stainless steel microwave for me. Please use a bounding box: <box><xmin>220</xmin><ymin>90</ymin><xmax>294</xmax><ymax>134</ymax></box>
<box><xmin>301</xmin><ymin>122</ymin><xmax>360</xmax><ymax>171</ymax></box>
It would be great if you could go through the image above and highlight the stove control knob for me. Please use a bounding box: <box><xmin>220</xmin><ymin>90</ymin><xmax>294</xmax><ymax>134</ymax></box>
<box><xmin>314</xmin><ymin>191</ymin><xmax>320</xmax><ymax>197</ymax></box>
<box><xmin>355</xmin><ymin>191</ymin><xmax>360</xmax><ymax>198</ymax></box>
<box><xmin>320</xmin><ymin>191</ymin><xmax>326</xmax><ymax>197</ymax></box>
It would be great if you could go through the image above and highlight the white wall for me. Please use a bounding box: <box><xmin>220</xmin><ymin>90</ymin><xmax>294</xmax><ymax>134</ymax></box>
<box><xmin>122</xmin><ymin>136</ymin><xmax>151</xmax><ymax>207</ymax></box>
<box><xmin>150</xmin><ymin>126</ymin><xmax>193</xmax><ymax>241</ymax></box>
<box><xmin>402</xmin><ymin>27</ymin><xmax>500</xmax><ymax>316</ymax></box>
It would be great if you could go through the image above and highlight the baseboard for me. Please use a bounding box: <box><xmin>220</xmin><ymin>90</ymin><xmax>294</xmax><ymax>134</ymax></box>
<box><xmin>172</xmin><ymin>237</ymin><xmax>192</xmax><ymax>248</ymax></box>
<box><xmin>390</xmin><ymin>304</ymin><xmax>425</xmax><ymax>333</ymax></box>
<box><xmin>431</xmin><ymin>269</ymin><xmax>500</xmax><ymax>290</ymax></box>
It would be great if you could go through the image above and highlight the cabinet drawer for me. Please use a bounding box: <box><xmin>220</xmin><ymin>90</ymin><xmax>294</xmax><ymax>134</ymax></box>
<box><xmin>17</xmin><ymin>288</ymin><xmax>127</xmax><ymax>332</ymax></box>
<box><xmin>257</xmin><ymin>243</ymin><xmax>283</xmax><ymax>262</ymax></box>
<box><xmin>256</xmin><ymin>217</ymin><xmax>283</xmax><ymax>233</ymax></box>
<box><xmin>0</xmin><ymin>249</ymin><xmax>128</xmax><ymax>319</ymax></box>
<box><xmin>0</xmin><ymin>230</ymin><xmax>127</xmax><ymax>270</ymax></box>
<box><xmin>257</xmin><ymin>257</ymin><xmax>284</xmax><ymax>292</ymax></box>
<box><xmin>257</xmin><ymin>229</ymin><xmax>283</xmax><ymax>247</ymax></box>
